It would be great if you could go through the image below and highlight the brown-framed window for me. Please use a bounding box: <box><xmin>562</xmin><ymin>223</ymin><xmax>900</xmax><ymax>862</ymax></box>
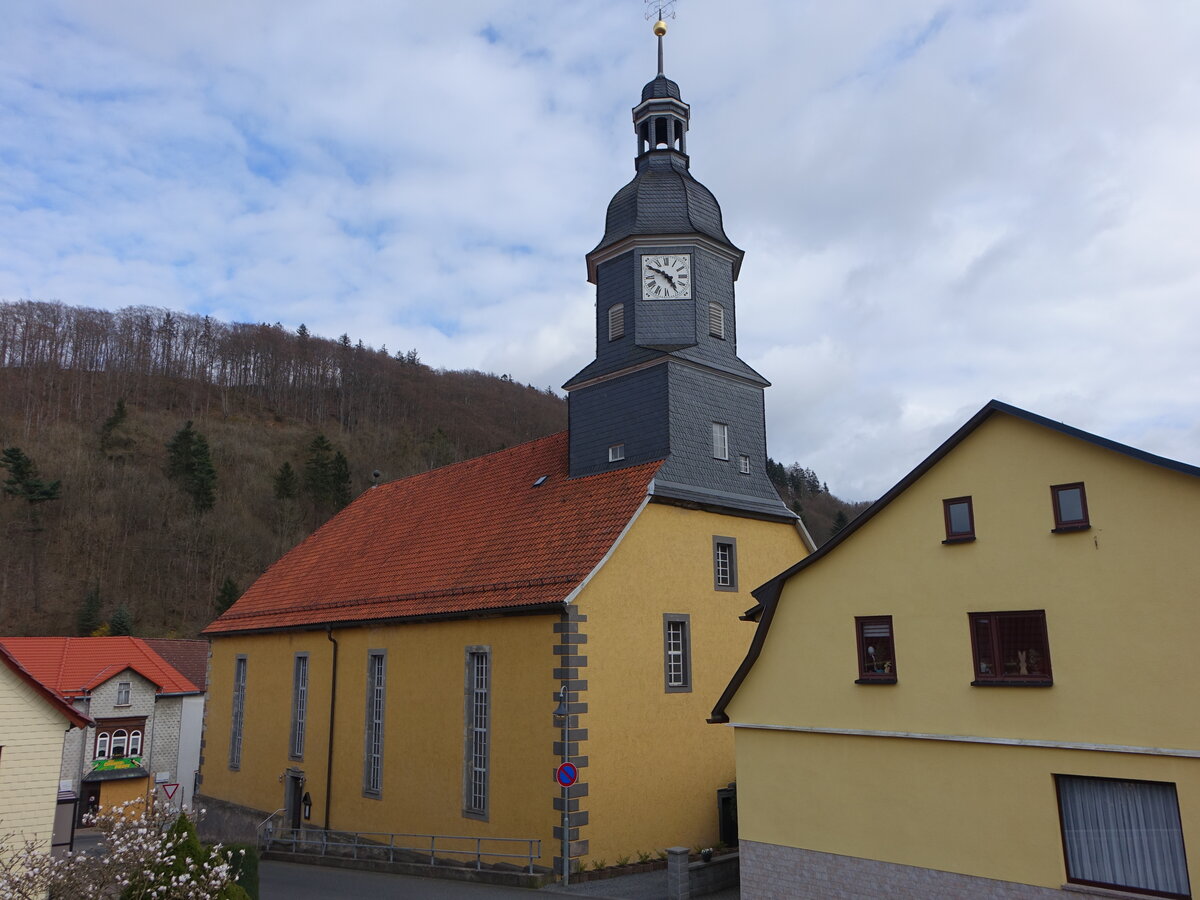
<box><xmin>969</xmin><ymin>610</ymin><xmax>1052</xmax><ymax>685</ymax></box>
<box><xmin>1051</xmin><ymin>482</ymin><xmax>1090</xmax><ymax>531</ymax></box>
<box><xmin>1055</xmin><ymin>774</ymin><xmax>1191</xmax><ymax>898</ymax></box>
<box><xmin>855</xmin><ymin>616</ymin><xmax>896</xmax><ymax>683</ymax></box>
<box><xmin>93</xmin><ymin>717</ymin><xmax>147</xmax><ymax>759</ymax></box>
<box><xmin>942</xmin><ymin>496</ymin><xmax>975</xmax><ymax>543</ymax></box>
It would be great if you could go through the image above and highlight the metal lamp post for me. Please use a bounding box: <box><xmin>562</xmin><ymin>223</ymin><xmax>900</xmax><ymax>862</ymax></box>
<box><xmin>553</xmin><ymin>683</ymin><xmax>570</xmax><ymax>886</ymax></box>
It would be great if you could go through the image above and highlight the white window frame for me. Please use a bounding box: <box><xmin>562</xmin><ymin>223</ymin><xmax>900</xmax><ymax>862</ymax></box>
<box><xmin>711</xmin><ymin>422</ymin><xmax>729</xmax><ymax>460</ymax></box>
<box><xmin>463</xmin><ymin>646</ymin><xmax>491</xmax><ymax>820</ymax></box>
<box><xmin>110</xmin><ymin>729</ymin><xmax>128</xmax><ymax>758</ymax></box>
<box><xmin>229</xmin><ymin>656</ymin><xmax>247</xmax><ymax>770</ymax></box>
<box><xmin>608</xmin><ymin>443</ymin><xmax>625</xmax><ymax>463</ymax></box>
<box><xmin>96</xmin><ymin>731</ymin><xmax>110</xmax><ymax>759</ymax></box>
<box><xmin>663</xmin><ymin>614</ymin><xmax>691</xmax><ymax>693</ymax></box>
<box><xmin>739</xmin><ymin>454</ymin><xmax>750</xmax><ymax>475</ymax></box>
<box><xmin>116</xmin><ymin>681</ymin><xmax>131</xmax><ymax>706</ymax></box>
<box><xmin>129</xmin><ymin>729</ymin><xmax>142</xmax><ymax>757</ymax></box>
<box><xmin>290</xmin><ymin>653</ymin><xmax>309</xmax><ymax>760</ymax></box>
<box><xmin>363</xmin><ymin>650</ymin><xmax>386</xmax><ymax>798</ymax></box>
<box><xmin>713</xmin><ymin>536</ymin><xmax>738</xmax><ymax>591</ymax></box>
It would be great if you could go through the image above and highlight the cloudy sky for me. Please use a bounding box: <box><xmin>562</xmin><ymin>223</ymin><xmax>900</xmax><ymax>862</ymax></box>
<box><xmin>3</xmin><ymin>1</ymin><xmax>1199</xmax><ymax>499</ymax></box>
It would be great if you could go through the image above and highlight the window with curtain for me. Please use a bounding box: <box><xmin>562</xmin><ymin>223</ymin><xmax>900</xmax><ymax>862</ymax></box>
<box><xmin>1056</xmin><ymin>775</ymin><xmax>1190</xmax><ymax>898</ymax></box>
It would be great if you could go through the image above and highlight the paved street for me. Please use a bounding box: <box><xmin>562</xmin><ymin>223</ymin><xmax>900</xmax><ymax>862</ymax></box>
<box><xmin>261</xmin><ymin>860</ymin><xmax>741</xmax><ymax>900</ymax></box>
<box><xmin>261</xmin><ymin>860</ymin><xmax>540</xmax><ymax>899</ymax></box>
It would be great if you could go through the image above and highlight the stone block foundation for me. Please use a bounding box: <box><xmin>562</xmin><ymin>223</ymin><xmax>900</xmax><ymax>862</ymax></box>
<box><xmin>739</xmin><ymin>840</ymin><xmax>1113</xmax><ymax>899</ymax></box>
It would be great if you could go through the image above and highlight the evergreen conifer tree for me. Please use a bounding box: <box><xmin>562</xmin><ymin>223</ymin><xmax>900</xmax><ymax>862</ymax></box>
<box><xmin>215</xmin><ymin>577</ymin><xmax>239</xmax><ymax>615</ymax></box>
<box><xmin>1</xmin><ymin>447</ymin><xmax>62</xmax><ymax>611</ymax></box>
<box><xmin>165</xmin><ymin>422</ymin><xmax>217</xmax><ymax>512</ymax></box>
<box><xmin>99</xmin><ymin>397</ymin><xmax>128</xmax><ymax>453</ymax></box>
<box><xmin>830</xmin><ymin>509</ymin><xmax>849</xmax><ymax>539</ymax></box>
<box><xmin>78</xmin><ymin>584</ymin><xmax>103</xmax><ymax>636</ymax></box>
<box><xmin>303</xmin><ymin>434</ymin><xmax>335</xmax><ymax>508</ymax></box>
<box><xmin>330</xmin><ymin>451</ymin><xmax>352</xmax><ymax>510</ymax></box>
<box><xmin>109</xmin><ymin>606</ymin><xmax>134</xmax><ymax>636</ymax></box>
<box><xmin>273</xmin><ymin>461</ymin><xmax>299</xmax><ymax>501</ymax></box>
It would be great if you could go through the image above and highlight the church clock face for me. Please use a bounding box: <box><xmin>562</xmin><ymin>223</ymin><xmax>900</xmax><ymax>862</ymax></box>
<box><xmin>641</xmin><ymin>254</ymin><xmax>692</xmax><ymax>300</ymax></box>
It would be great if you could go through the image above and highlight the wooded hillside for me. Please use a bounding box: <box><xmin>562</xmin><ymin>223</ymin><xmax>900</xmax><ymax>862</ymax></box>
<box><xmin>0</xmin><ymin>300</ymin><xmax>866</xmax><ymax>638</ymax></box>
<box><xmin>0</xmin><ymin>301</ymin><xmax>567</xmax><ymax>637</ymax></box>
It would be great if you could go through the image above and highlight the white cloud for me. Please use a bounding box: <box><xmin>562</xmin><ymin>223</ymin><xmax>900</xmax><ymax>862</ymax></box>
<box><xmin>2</xmin><ymin>0</ymin><xmax>1199</xmax><ymax>500</ymax></box>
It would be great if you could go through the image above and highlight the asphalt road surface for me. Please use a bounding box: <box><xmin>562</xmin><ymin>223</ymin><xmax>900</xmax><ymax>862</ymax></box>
<box><xmin>260</xmin><ymin>860</ymin><xmax>541</xmax><ymax>899</ymax></box>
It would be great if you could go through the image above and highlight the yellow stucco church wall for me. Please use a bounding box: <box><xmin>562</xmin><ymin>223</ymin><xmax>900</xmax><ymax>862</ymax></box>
<box><xmin>725</xmin><ymin>412</ymin><xmax>1200</xmax><ymax>888</ymax></box>
<box><xmin>578</xmin><ymin>501</ymin><xmax>806</xmax><ymax>864</ymax></box>
<box><xmin>205</xmin><ymin>616</ymin><xmax>559</xmax><ymax>862</ymax></box>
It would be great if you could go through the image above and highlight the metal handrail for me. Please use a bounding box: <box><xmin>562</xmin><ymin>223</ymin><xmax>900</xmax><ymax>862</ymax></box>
<box><xmin>255</xmin><ymin>809</ymin><xmax>286</xmax><ymax>851</ymax></box>
<box><xmin>266</xmin><ymin>825</ymin><xmax>542</xmax><ymax>874</ymax></box>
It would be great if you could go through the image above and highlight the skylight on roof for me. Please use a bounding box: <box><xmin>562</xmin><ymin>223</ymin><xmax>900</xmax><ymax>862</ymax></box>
<box><xmin>533</xmin><ymin>475</ymin><xmax>548</xmax><ymax>487</ymax></box>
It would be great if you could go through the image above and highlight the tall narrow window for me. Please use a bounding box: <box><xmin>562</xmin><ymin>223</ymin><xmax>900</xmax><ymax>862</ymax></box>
<box><xmin>129</xmin><ymin>730</ymin><xmax>142</xmax><ymax>757</ymax></box>
<box><xmin>738</xmin><ymin>454</ymin><xmax>750</xmax><ymax>475</ymax></box>
<box><xmin>608</xmin><ymin>303</ymin><xmax>625</xmax><ymax>341</ymax></box>
<box><xmin>663</xmin><ymin>614</ymin><xmax>691</xmax><ymax>693</ymax></box>
<box><xmin>96</xmin><ymin>732</ymin><xmax>110</xmax><ymax>759</ymax></box>
<box><xmin>229</xmin><ymin>656</ymin><xmax>247</xmax><ymax>770</ymax></box>
<box><xmin>464</xmin><ymin>647</ymin><xmax>490</xmax><ymax>819</ymax></box>
<box><xmin>713</xmin><ymin>536</ymin><xmax>738</xmax><ymax>591</ymax></box>
<box><xmin>1051</xmin><ymin>482</ymin><xmax>1090</xmax><ymax>531</ymax></box>
<box><xmin>942</xmin><ymin>496</ymin><xmax>975</xmax><ymax>542</ymax></box>
<box><xmin>1056</xmin><ymin>775</ymin><xmax>1190</xmax><ymax>898</ymax></box>
<box><xmin>708</xmin><ymin>302</ymin><xmax>725</xmax><ymax>339</ymax></box>
<box><xmin>116</xmin><ymin>682</ymin><xmax>131</xmax><ymax>706</ymax></box>
<box><xmin>855</xmin><ymin>616</ymin><xmax>896</xmax><ymax>683</ymax></box>
<box><xmin>111</xmin><ymin>729</ymin><xmax>128</xmax><ymax>758</ymax></box>
<box><xmin>290</xmin><ymin>653</ymin><xmax>309</xmax><ymax>760</ymax></box>
<box><xmin>969</xmin><ymin>611</ymin><xmax>1052</xmax><ymax>685</ymax></box>
<box><xmin>712</xmin><ymin>422</ymin><xmax>729</xmax><ymax>460</ymax></box>
<box><xmin>363</xmin><ymin>651</ymin><xmax>386</xmax><ymax>797</ymax></box>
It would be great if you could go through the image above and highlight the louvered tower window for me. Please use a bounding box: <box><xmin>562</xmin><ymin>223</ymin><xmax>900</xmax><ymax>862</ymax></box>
<box><xmin>608</xmin><ymin>303</ymin><xmax>625</xmax><ymax>341</ymax></box>
<box><xmin>708</xmin><ymin>302</ymin><xmax>725</xmax><ymax>339</ymax></box>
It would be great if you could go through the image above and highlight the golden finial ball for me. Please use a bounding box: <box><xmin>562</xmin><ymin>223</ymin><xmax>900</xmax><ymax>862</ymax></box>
<box><xmin>653</xmin><ymin>19</ymin><xmax>668</xmax><ymax>37</ymax></box>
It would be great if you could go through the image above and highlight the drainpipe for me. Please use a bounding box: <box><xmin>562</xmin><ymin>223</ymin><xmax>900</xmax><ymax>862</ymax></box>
<box><xmin>324</xmin><ymin>626</ymin><xmax>339</xmax><ymax>831</ymax></box>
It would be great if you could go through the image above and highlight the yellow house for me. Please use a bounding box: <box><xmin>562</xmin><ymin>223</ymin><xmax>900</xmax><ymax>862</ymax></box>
<box><xmin>712</xmin><ymin>399</ymin><xmax>1200</xmax><ymax>899</ymax></box>
<box><xmin>200</xmin><ymin>28</ymin><xmax>811</xmax><ymax>875</ymax></box>
<box><xmin>0</xmin><ymin>644</ymin><xmax>91</xmax><ymax>868</ymax></box>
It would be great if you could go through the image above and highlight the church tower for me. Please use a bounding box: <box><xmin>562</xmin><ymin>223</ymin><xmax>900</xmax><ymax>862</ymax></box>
<box><xmin>564</xmin><ymin>21</ymin><xmax>792</xmax><ymax>521</ymax></box>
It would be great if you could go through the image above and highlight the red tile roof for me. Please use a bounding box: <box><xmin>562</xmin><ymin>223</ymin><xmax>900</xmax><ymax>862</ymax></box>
<box><xmin>0</xmin><ymin>644</ymin><xmax>92</xmax><ymax>728</ymax></box>
<box><xmin>205</xmin><ymin>432</ymin><xmax>661</xmax><ymax>634</ymax></box>
<box><xmin>143</xmin><ymin>639</ymin><xmax>210</xmax><ymax>692</ymax></box>
<box><xmin>0</xmin><ymin>637</ymin><xmax>201</xmax><ymax>698</ymax></box>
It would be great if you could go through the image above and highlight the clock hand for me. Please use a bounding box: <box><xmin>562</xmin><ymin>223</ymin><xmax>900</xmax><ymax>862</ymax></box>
<box><xmin>649</xmin><ymin>266</ymin><xmax>677</xmax><ymax>289</ymax></box>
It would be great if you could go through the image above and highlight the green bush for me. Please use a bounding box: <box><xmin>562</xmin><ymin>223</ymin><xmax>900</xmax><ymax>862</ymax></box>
<box><xmin>225</xmin><ymin>843</ymin><xmax>260</xmax><ymax>900</ymax></box>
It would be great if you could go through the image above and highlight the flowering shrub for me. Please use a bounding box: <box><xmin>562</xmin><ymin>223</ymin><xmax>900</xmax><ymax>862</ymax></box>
<box><xmin>0</xmin><ymin>798</ymin><xmax>250</xmax><ymax>899</ymax></box>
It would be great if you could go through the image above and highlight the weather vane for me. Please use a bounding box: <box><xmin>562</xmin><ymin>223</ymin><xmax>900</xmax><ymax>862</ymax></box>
<box><xmin>643</xmin><ymin>1</ymin><xmax>677</xmax><ymax>75</ymax></box>
<box><xmin>643</xmin><ymin>0</ymin><xmax>677</xmax><ymax>20</ymax></box>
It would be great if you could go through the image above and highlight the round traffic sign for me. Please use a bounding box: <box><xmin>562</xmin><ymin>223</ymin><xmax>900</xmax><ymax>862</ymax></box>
<box><xmin>555</xmin><ymin>762</ymin><xmax>579</xmax><ymax>787</ymax></box>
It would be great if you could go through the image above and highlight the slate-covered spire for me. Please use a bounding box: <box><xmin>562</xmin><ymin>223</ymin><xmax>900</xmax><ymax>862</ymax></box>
<box><xmin>591</xmin><ymin>19</ymin><xmax>739</xmax><ymax>260</ymax></box>
<box><xmin>564</xmin><ymin>19</ymin><xmax>793</xmax><ymax>522</ymax></box>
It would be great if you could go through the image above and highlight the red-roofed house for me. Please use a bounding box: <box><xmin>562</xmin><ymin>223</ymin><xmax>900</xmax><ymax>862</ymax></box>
<box><xmin>198</xmin><ymin>40</ymin><xmax>814</xmax><ymax>874</ymax></box>
<box><xmin>0</xmin><ymin>637</ymin><xmax>206</xmax><ymax>820</ymax></box>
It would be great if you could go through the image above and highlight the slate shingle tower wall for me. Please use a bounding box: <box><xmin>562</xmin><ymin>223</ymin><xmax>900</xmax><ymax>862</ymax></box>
<box><xmin>564</xmin><ymin>62</ymin><xmax>792</xmax><ymax>521</ymax></box>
